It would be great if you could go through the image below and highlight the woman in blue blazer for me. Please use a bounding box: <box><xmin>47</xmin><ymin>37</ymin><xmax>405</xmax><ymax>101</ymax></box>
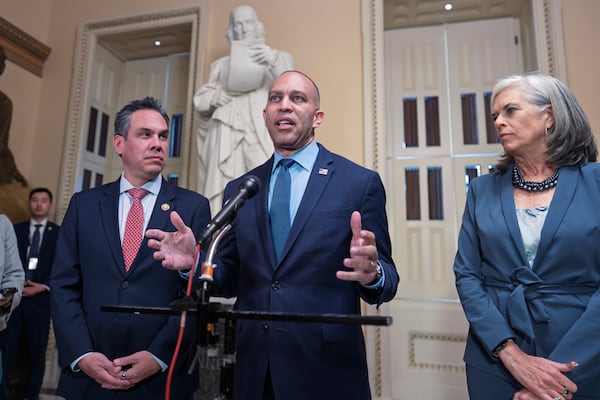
<box><xmin>454</xmin><ymin>73</ymin><xmax>600</xmax><ymax>400</ymax></box>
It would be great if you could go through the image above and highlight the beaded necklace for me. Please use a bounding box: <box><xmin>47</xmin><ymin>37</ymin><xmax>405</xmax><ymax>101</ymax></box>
<box><xmin>512</xmin><ymin>164</ymin><xmax>559</xmax><ymax>192</ymax></box>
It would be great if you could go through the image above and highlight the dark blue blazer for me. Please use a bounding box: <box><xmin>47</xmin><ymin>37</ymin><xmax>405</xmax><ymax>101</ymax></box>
<box><xmin>50</xmin><ymin>179</ymin><xmax>210</xmax><ymax>400</ymax></box>
<box><xmin>211</xmin><ymin>144</ymin><xmax>399</xmax><ymax>400</ymax></box>
<box><xmin>6</xmin><ymin>220</ymin><xmax>59</xmax><ymax>396</ymax></box>
<box><xmin>454</xmin><ymin>163</ymin><xmax>600</xmax><ymax>396</ymax></box>
<box><xmin>14</xmin><ymin>220</ymin><xmax>60</xmax><ymax>285</ymax></box>
<box><xmin>9</xmin><ymin>221</ymin><xmax>60</xmax><ymax>329</ymax></box>
<box><xmin>10</xmin><ymin>219</ymin><xmax>59</xmax><ymax>332</ymax></box>
<box><xmin>13</xmin><ymin>220</ymin><xmax>59</xmax><ymax>314</ymax></box>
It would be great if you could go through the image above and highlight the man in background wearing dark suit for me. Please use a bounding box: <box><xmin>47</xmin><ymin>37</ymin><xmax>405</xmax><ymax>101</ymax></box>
<box><xmin>4</xmin><ymin>188</ymin><xmax>59</xmax><ymax>400</ymax></box>
<box><xmin>50</xmin><ymin>97</ymin><xmax>211</xmax><ymax>399</ymax></box>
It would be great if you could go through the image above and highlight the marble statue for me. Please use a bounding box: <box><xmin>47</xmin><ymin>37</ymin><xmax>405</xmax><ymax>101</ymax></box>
<box><xmin>194</xmin><ymin>5</ymin><xmax>294</xmax><ymax>212</ymax></box>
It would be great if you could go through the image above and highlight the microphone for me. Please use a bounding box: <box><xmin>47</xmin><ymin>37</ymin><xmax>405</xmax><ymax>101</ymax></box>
<box><xmin>197</xmin><ymin>175</ymin><xmax>260</xmax><ymax>244</ymax></box>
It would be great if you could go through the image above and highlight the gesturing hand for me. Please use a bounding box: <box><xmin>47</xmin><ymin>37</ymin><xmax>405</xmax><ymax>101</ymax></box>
<box><xmin>337</xmin><ymin>211</ymin><xmax>380</xmax><ymax>286</ymax></box>
<box><xmin>146</xmin><ymin>211</ymin><xmax>197</xmax><ymax>270</ymax></box>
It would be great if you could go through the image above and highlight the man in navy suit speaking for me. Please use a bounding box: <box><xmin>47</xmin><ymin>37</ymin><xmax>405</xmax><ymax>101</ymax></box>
<box><xmin>147</xmin><ymin>71</ymin><xmax>399</xmax><ymax>400</ymax></box>
<box><xmin>51</xmin><ymin>97</ymin><xmax>211</xmax><ymax>399</ymax></box>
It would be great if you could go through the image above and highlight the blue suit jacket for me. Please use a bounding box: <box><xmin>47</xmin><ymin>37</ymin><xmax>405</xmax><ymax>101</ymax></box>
<box><xmin>14</xmin><ymin>220</ymin><xmax>60</xmax><ymax>285</ymax></box>
<box><xmin>13</xmin><ymin>220</ymin><xmax>59</xmax><ymax>316</ymax></box>
<box><xmin>211</xmin><ymin>144</ymin><xmax>399</xmax><ymax>400</ymax></box>
<box><xmin>454</xmin><ymin>163</ymin><xmax>600</xmax><ymax>395</ymax></box>
<box><xmin>50</xmin><ymin>179</ymin><xmax>210</xmax><ymax>399</ymax></box>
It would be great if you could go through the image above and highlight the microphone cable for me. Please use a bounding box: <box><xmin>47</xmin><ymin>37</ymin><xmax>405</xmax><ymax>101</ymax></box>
<box><xmin>164</xmin><ymin>242</ymin><xmax>202</xmax><ymax>400</ymax></box>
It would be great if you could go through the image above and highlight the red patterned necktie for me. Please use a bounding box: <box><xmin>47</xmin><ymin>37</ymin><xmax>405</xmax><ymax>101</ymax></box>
<box><xmin>122</xmin><ymin>188</ymin><xmax>149</xmax><ymax>271</ymax></box>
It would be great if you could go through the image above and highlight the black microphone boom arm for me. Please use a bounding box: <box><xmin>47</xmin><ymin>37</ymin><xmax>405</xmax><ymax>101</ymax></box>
<box><xmin>197</xmin><ymin>175</ymin><xmax>260</xmax><ymax>244</ymax></box>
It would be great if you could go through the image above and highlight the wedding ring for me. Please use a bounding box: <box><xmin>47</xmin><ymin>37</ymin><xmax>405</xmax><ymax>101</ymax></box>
<box><xmin>554</xmin><ymin>396</ymin><xmax>562</xmax><ymax>400</ymax></box>
<box><xmin>121</xmin><ymin>370</ymin><xmax>127</xmax><ymax>380</ymax></box>
<box><xmin>563</xmin><ymin>388</ymin><xmax>569</xmax><ymax>396</ymax></box>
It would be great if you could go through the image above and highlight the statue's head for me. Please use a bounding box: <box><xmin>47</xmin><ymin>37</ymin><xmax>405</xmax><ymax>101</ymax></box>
<box><xmin>226</xmin><ymin>5</ymin><xmax>265</xmax><ymax>42</ymax></box>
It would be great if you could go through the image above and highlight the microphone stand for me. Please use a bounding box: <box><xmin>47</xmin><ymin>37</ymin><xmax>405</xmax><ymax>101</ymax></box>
<box><xmin>183</xmin><ymin>223</ymin><xmax>233</xmax><ymax>398</ymax></box>
<box><xmin>195</xmin><ymin>222</ymin><xmax>232</xmax><ymax>350</ymax></box>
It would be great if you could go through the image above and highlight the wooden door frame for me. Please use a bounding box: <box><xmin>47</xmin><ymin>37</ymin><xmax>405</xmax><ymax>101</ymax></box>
<box><xmin>361</xmin><ymin>0</ymin><xmax>566</xmax><ymax>177</ymax></box>
<box><xmin>56</xmin><ymin>5</ymin><xmax>207</xmax><ymax>220</ymax></box>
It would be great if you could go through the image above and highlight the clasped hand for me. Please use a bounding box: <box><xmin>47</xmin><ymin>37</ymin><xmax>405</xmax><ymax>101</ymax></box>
<box><xmin>23</xmin><ymin>280</ymin><xmax>46</xmax><ymax>297</ymax></box>
<box><xmin>78</xmin><ymin>351</ymin><xmax>161</xmax><ymax>391</ymax></box>
<box><xmin>497</xmin><ymin>341</ymin><xmax>578</xmax><ymax>400</ymax></box>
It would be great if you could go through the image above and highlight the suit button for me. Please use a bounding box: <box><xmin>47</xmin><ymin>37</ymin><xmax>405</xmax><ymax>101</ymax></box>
<box><xmin>262</xmin><ymin>323</ymin><xmax>269</xmax><ymax>333</ymax></box>
<box><xmin>121</xmin><ymin>281</ymin><xmax>129</xmax><ymax>289</ymax></box>
<box><xmin>271</xmin><ymin>280</ymin><xmax>280</xmax><ymax>290</ymax></box>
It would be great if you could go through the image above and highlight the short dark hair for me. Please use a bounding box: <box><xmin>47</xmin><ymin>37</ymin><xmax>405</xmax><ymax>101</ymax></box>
<box><xmin>29</xmin><ymin>187</ymin><xmax>52</xmax><ymax>202</ymax></box>
<box><xmin>114</xmin><ymin>96</ymin><xmax>169</xmax><ymax>138</ymax></box>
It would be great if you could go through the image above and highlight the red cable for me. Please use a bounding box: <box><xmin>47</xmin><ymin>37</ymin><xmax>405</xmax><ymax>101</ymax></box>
<box><xmin>164</xmin><ymin>242</ymin><xmax>201</xmax><ymax>400</ymax></box>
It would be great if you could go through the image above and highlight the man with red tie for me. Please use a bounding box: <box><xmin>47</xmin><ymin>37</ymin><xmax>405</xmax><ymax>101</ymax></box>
<box><xmin>50</xmin><ymin>97</ymin><xmax>211</xmax><ymax>399</ymax></box>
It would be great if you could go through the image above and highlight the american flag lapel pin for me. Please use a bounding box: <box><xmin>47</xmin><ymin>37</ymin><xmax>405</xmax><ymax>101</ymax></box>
<box><xmin>318</xmin><ymin>168</ymin><xmax>328</xmax><ymax>176</ymax></box>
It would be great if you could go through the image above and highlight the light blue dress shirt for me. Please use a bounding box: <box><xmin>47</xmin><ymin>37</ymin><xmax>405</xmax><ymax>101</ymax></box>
<box><xmin>268</xmin><ymin>140</ymin><xmax>318</xmax><ymax>224</ymax></box>
<box><xmin>268</xmin><ymin>140</ymin><xmax>384</xmax><ymax>288</ymax></box>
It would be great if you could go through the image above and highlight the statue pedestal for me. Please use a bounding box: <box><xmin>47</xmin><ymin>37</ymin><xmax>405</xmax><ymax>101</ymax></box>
<box><xmin>0</xmin><ymin>182</ymin><xmax>31</xmax><ymax>223</ymax></box>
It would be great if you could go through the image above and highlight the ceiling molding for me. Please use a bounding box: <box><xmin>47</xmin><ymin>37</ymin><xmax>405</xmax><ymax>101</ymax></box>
<box><xmin>383</xmin><ymin>0</ymin><xmax>523</xmax><ymax>30</ymax></box>
<box><xmin>0</xmin><ymin>16</ymin><xmax>51</xmax><ymax>77</ymax></box>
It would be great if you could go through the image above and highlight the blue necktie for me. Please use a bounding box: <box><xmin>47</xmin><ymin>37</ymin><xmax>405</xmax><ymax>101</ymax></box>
<box><xmin>28</xmin><ymin>223</ymin><xmax>42</xmax><ymax>259</ymax></box>
<box><xmin>270</xmin><ymin>159</ymin><xmax>295</xmax><ymax>261</ymax></box>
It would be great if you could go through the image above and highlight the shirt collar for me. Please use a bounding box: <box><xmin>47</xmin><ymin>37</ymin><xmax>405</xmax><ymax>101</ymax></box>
<box><xmin>272</xmin><ymin>140</ymin><xmax>319</xmax><ymax>174</ymax></box>
<box><xmin>119</xmin><ymin>174</ymin><xmax>162</xmax><ymax>196</ymax></box>
<box><xmin>30</xmin><ymin>219</ymin><xmax>48</xmax><ymax>228</ymax></box>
